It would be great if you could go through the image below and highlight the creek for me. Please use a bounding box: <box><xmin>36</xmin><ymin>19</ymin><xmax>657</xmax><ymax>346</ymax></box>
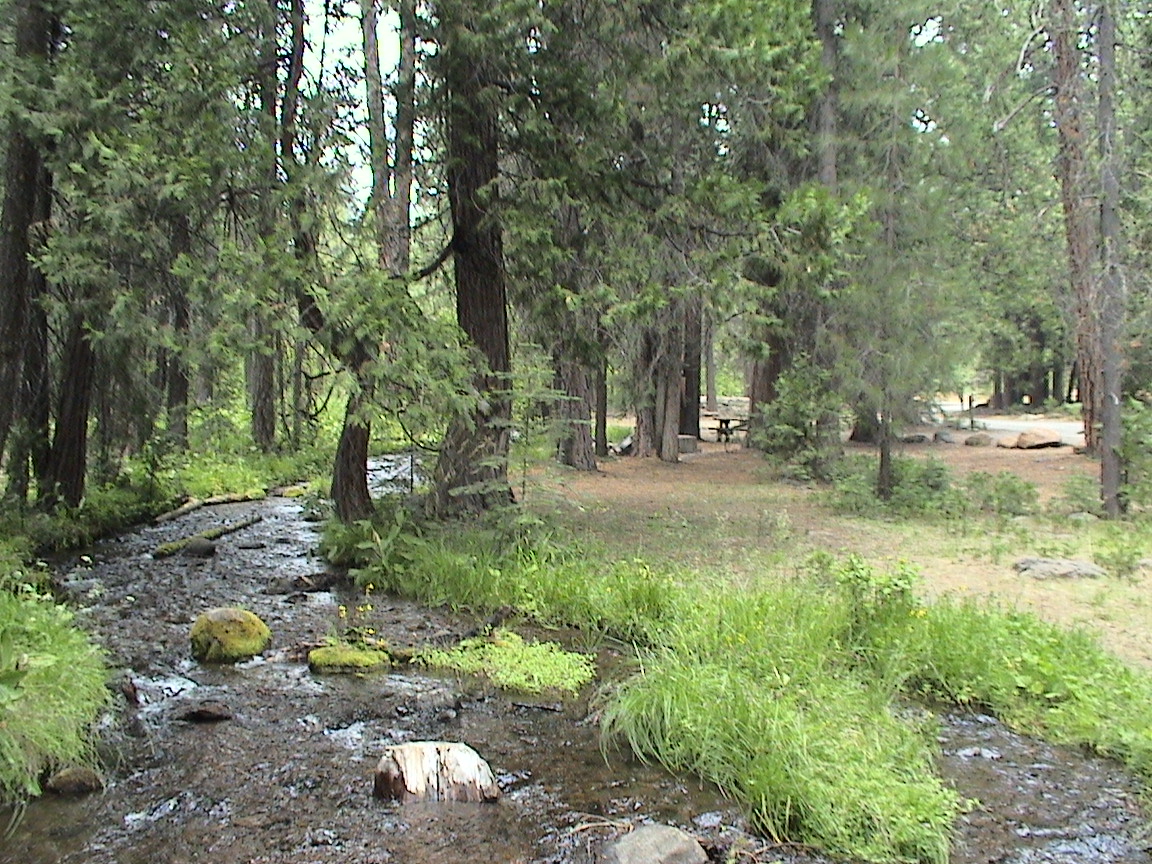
<box><xmin>1</xmin><ymin>472</ymin><xmax>1148</xmax><ymax>863</ymax></box>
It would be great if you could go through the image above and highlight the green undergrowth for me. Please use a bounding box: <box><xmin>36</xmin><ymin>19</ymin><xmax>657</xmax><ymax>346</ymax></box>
<box><xmin>416</xmin><ymin>629</ymin><xmax>595</xmax><ymax>694</ymax></box>
<box><xmin>0</xmin><ymin>588</ymin><xmax>108</xmax><ymax>802</ymax></box>
<box><xmin>327</xmin><ymin>507</ymin><xmax>1152</xmax><ymax>864</ymax></box>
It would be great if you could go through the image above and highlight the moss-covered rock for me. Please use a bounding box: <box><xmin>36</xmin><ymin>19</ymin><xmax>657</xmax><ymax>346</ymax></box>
<box><xmin>190</xmin><ymin>607</ymin><xmax>271</xmax><ymax>663</ymax></box>
<box><xmin>308</xmin><ymin>644</ymin><xmax>390</xmax><ymax>674</ymax></box>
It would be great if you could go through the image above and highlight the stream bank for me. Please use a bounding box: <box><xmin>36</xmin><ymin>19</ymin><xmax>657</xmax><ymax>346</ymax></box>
<box><xmin>2</xmin><ymin>486</ymin><xmax>1148</xmax><ymax>863</ymax></box>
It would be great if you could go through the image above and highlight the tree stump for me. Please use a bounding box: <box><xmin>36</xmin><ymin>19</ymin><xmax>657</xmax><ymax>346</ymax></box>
<box><xmin>373</xmin><ymin>741</ymin><xmax>499</xmax><ymax>803</ymax></box>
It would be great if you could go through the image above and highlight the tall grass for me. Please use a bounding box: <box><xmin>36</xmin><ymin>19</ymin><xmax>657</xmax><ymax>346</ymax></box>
<box><xmin>331</xmin><ymin>511</ymin><xmax>1152</xmax><ymax>863</ymax></box>
<box><xmin>0</xmin><ymin>590</ymin><xmax>108</xmax><ymax>802</ymax></box>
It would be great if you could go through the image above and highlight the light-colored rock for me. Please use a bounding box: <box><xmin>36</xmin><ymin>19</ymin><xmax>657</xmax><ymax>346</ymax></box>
<box><xmin>934</xmin><ymin>429</ymin><xmax>956</xmax><ymax>444</ymax></box>
<box><xmin>190</xmin><ymin>607</ymin><xmax>271</xmax><ymax>663</ymax></box>
<box><xmin>373</xmin><ymin>741</ymin><xmax>499</xmax><ymax>803</ymax></box>
<box><xmin>996</xmin><ymin>435</ymin><xmax>1020</xmax><ymax>448</ymax></box>
<box><xmin>603</xmin><ymin>824</ymin><xmax>708</xmax><ymax>864</ymax></box>
<box><xmin>1016</xmin><ymin>428</ymin><xmax>1063</xmax><ymax>449</ymax></box>
<box><xmin>1013</xmin><ymin>558</ymin><xmax>1106</xmax><ymax>580</ymax></box>
<box><xmin>965</xmin><ymin>433</ymin><xmax>994</xmax><ymax>447</ymax></box>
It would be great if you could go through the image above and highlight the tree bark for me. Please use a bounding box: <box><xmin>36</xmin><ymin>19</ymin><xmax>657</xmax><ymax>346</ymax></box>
<box><xmin>679</xmin><ymin>294</ymin><xmax>702</xmax><ymax>438</ymax></box>
<box><xmin>0</xmin><ymin>0</ymin><xmax>52</xmax><ymax>466</ymax></box>
<box><xmin>1096</xmin><ymin>0</ymin><xmax>1124</xmax><ymax>516</ymax></box>
<box><xmin>42</xmin><ymin>319</ymin><xmax>96</xmax><ymax>509</ymax></box>
<box><xmin>428</xmin><ymin>3</ymin><xmax>514</xmax><ymax>515</ymax></box>
<box><xmin>554</xmin><ymin>355</ymin><xmax>597</xmax><ymax>470</ymax></box>
<box><xmin>1050</xmin><ymin>0</ymin><xmax>1102</xmax><ymax>454</ymax></box>
<box><xmin>332</xmin><ymin>391</ymin><xmax>375</xmax><ymax>523</ymax></box>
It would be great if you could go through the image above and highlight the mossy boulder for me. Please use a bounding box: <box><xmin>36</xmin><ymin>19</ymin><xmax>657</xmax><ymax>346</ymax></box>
<box><xmin>190</xmin><ymin>607</ymin><xmax>271</xmax><ymax>663</ymax></box>
<box><xmin>308</xmin><ymin>644</ymin><xmax>390</xmax><ymax>674</ymax></box>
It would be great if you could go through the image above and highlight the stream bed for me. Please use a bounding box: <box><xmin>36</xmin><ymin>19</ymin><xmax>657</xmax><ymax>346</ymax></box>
<box><xmin>1</xmin><ymin>486</ymin><xmax>1149</xmax><ymax>863</ymax></box>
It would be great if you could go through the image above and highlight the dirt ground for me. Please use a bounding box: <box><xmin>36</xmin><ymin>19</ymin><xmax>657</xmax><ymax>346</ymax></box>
<box><xmin>527</xmin><ymin>421</ymin><xmax>1152</xmax><ymax>670</ymax></box>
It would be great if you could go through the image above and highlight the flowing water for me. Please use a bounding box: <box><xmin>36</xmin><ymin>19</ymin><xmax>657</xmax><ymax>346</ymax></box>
<box><xmin>2</xmin><ymin>468</ymin><xmax>1148</xmax><ymax>863</ymax></box>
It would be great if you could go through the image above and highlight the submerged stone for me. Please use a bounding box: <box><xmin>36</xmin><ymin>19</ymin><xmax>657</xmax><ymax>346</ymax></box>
<box><xmin>190</xmin><ymin>607</ymin><xmax>271</xmax><ymax>663</ymax></box>
<box><xmin>604</xmin><ymin>824</ymin><xmax>707</xmax><ymax>864</ymax></box>
<box><xmin>44</xmin><ymin>766</ymin><xmax>104</xmax><ymax>796</ymax></box>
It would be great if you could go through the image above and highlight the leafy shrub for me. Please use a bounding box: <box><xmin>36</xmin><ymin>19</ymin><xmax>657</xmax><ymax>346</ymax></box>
<box><xmin>748</xmin><ymin>360</ymin><xmax>842</xmax><ymax>481</ymax></box>
<box><xmin>1050</xmin><ymin>473</ymin><xmax>1103</xmax><ymax>517</ymax></box>
<box><xmin>0</xmin><ymin>589</ymin><xmax>109</xmax><ymax>802</ymax></box>
<box><xmin>963</xmin><ymin>470</ymin><xmax>1038</xmax><ymax>516</ymax></box>
<box><xmin>831</xmin><ymin>455</ymin><xmax>965</xmax><ymax>517</ymax></box>
<box><xmin>909</xmin><ymin>599</ymin><xmax>1152</xmax><ymax>776</ymax></box>
<box><xmin>1091</xmin><ymin>522</ymin><xmax>1145</xmax><ymax>579</ymax></box>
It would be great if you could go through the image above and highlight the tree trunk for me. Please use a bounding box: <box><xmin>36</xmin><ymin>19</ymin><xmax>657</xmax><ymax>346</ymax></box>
<box><xmin>43</xmin><ymin>319</ymin><xmax>96</xmax><ymax>509</ymax></box>
<box><xmin>428</xmin><ymin>4</ymin><xmax>514</xmax><ymax>515</ymax></box>
<box><xmin>332</xmin><ymin>390</ymin><xmax>375</xmax><ymax>522</ymax></box>
<box><xmin>0</xmin><ymin>0</ymin><xmax>51</xmax><ymax>466</ymax></box>
<box><xmin>7</xmin><ymin>160</ymin><xmax>52</xmax><ymax>503</ymax></box>
<box><xmin>166</xmin><ymin>215</ymin><xmax>192</xmax><ymax>449</ymax></box>
<box><xmin>593</xmin><ymin>353</ymin><xmax>608</xmax><ymax>458</ymax></box>
<box><xmin>554</xmin><ymin>355</ymin><xmax>596</xmax><ymax>471</ymax></box>
<box><xmin>1097</xmin><ymin>0</ymin><xmax>1124</xmax><ymax>516</ymax></box>
<box><xmin>813</xmin><ymin>0</ymin><xmax>839</xmax><ymax>190</ymax></box>
<box><xmin>703</xmin><ymin>306</ymin><xmax>718</xmax><ymax>412</ymax></box>
<box><xmin>876</xmin><ymin>413</ymin><xmax>893</xmax><ymax>501</ymax></box>
<box><xmin>1051</xmin><ymin>0</ymin><xmax>1102</xmax><ymax>454</ymax></box>
<box><xmin>679</xmin><ymin>295</ymin><xmax>702</xmax><ymax>438</ymax></box>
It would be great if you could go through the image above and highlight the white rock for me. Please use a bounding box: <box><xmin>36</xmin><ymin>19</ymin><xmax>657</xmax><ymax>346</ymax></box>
<box><xmin>603</xmin><ymin>824</ymin><xmax>707</xmax><ymax>864</ymax></box>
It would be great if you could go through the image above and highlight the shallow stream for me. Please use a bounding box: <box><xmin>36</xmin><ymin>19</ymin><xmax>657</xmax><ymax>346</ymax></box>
<box><xmin>2</xmin><ymin>476</ymin><xmax>1148</xmax><ymax>863</ymax></box>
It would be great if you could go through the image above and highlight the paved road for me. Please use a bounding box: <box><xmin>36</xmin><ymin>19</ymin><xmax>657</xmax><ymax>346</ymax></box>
<box><xmin>947</xmin><ymin>413</ymin><xmax>1085</xmax><ymax>447</ymax></box>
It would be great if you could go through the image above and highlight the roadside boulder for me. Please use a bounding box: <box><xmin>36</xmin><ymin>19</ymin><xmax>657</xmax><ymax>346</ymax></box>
<box><xmin>374</xmin><ymin>741</ymin><xmax>499</xmax><ymax>803</ymax></box>
<box><xmin>1016</xmin><ymin>429</ymin><xmax>1063</xmax><ymax>449</ymax></box>
<box><xmin>603</xmin><ymin>824</ymin><xmax>708</xmax><ymax>864</ymax></box>
<box><xmin>190</xmin><ymin>607</ymin><xmax>271</xmax><ymax>663</ymax></box>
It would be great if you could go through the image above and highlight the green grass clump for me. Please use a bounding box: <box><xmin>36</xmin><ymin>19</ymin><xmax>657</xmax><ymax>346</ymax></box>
<box><xmin>0</xmin><ymin>590</ymin><xmax>109</xmax><ymax>802</ymax></box>
<box><xmin>601</xmin><ymin>655</ymin><xmax>956</xmax><ymax>864</ymax></box>
<box><xmin>416</xmin><ymin>629</ymin><xmax>595</xmax><ymax>694</ymax></box>
<box><xmin>908</xmin><ymin>599</ymin><xmax>1152</xmax><ymax>777</ymax></box>
<box><xmin>337</xmin><ymin>513</ymin><xmax>1152</xmax><ymax>864</ymax></box>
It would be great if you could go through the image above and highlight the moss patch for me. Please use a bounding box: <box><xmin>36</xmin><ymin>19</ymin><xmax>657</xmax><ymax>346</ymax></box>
<box><xmin>415</xmin><ymin>629</ymin><xmax>595</xmax><ymax>695</ymax></box>
<box><xmin>190</xmin><ymin>607</ymin><xmax>271</xmax><ymax>663</ymax></box>
<box><xmin>308</xmin><ymin>644</ymin><xmax>390</xmax><ymax>674</ymax></box>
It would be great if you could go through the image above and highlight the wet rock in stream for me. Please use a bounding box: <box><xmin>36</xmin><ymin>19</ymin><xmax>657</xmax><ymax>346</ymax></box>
<box><xmin>5</xmin><ymin>472</ymin><xmax>1151</xmax><ymax>864</ymax></box>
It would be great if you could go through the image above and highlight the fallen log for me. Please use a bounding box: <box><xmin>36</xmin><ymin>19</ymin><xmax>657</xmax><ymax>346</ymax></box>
<box><xmin>154</xmin><ymin>491</ymin><xmax>266</xmax><ymax>524</ymax></box>
<box><xmin>153</xmin><ymin>516</ymin><xmax>263</xmax><ymax>559</ymax></box>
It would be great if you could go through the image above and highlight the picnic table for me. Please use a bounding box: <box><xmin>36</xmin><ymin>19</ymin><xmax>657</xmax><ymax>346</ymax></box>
<box><xmin>714</xmin><ymin>417</ymin><xmax>748</xmax><ymax>443</ymax></box>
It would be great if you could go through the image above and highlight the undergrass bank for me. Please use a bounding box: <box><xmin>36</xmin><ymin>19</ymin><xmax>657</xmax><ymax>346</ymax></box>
<box><xmin>330</xmin><ymin>514</ymin><xmax>1152</xmax><ymax>863</ymax></box>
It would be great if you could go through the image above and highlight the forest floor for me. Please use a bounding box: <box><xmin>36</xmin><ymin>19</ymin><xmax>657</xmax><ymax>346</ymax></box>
<box><xmin>6</xmin><ymin>421</ymin><xmax>1152</xmax><ymax>864</ymax></box>
<box><xmin>524</xmin><ymin>415</ymin><xmax>1152</xmax><ymax>669</ymax></box>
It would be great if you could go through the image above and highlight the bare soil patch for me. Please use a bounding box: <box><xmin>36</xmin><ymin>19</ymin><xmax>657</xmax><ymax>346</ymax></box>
<box><xmin>528</xmin><ymin>429</ymin><xmax>1152</xmax><ymax>670</ymax></box>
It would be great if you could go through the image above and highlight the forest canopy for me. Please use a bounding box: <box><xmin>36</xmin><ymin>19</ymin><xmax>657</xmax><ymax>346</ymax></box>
<box><xmin>0</xmin><ymin>0</ymin><xmax>1147</xmax><ymax>519</ymax></box>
